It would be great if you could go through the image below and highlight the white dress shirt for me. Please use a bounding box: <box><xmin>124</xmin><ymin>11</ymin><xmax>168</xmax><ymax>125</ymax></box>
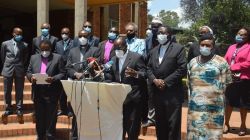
<box><xmin>159</xmin><ymin>45</ymin><xmax>168</xmax><ymax>64</ymax></box>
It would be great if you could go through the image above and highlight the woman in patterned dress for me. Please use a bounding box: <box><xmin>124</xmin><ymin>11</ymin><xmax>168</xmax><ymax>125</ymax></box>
<box><xmin>187</xmin><ymin>33</ymin><xmax>232</xmax><ymax>140</ymax></box>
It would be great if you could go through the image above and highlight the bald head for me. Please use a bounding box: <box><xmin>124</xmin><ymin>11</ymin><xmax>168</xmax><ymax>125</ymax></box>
<box><xmin>13</xmin><ymin>27</ymin><xmax>23</xmax><ymax>35</ymax></box>
<box><xmin>114</xmin><ymin>37</ymin><xmax>127</xmax><ymax>50</ymax></box>
<box><xmin>41</xmin><ymin>23</ymin><xmax>50</xmax><ymax>29</ymax></box>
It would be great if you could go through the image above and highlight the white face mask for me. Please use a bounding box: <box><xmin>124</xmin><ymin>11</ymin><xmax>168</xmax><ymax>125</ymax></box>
<box><xmin>157</xmin><ymin>34</ymin><xmax>168</xmax><ymax>45</ymax></box>
<box><xmin>200</xmin><ymin>46</ymin><xmax>211</xmax><ymax>56</ymax></box>
<box><xmin>41</xmin><ymin>51</ymin><xmax>50</xmax><ymax>58</ymax></box>
<box><xmin>115</xmin><ymin>50</ymin><xmax>125</xmax><ymax>58</ymax></box>
<box><xmin>79</xmin><ymin>37</ymin><xmax>88</xmax><ymax>46</ymax></box>
<box><xmin>61</xmin><ymin>34</ymin><xmax>69</xmax><ymax>41</ymax></box>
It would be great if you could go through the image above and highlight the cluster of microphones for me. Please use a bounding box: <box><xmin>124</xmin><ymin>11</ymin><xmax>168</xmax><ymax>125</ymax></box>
<box><xmin>71</xmin><ymin>57</ymin><xmax>113</xmax><ymax>81</ymax></box>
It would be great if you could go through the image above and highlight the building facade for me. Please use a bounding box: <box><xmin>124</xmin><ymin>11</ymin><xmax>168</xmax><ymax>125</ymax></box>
<box><xmin>0</xmin><ymin>0</ymin><xmax>148</xmax><ymax>44</ymax></box>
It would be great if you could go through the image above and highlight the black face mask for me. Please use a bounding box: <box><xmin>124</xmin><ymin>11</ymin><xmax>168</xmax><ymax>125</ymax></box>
<box><xmin>152</xmin><ymin>27</ymin><xmax>159</xmax><ymax>36</ymax></box>
<box><xmin>127</xmin><ymin>33</ymin><xmax>136</xmax><ymax>40</ymax></box>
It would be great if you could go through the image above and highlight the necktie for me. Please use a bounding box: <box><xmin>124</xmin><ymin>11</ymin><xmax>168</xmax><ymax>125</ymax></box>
<box><xmin>13</xmin><ymin>42</ymin><xmax>18</xmax><ymax>55</ymax></box>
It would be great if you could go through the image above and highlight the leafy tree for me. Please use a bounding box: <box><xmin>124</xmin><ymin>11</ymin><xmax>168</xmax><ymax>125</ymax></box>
<box><xmin>158</xmin><ymin>10</ymin><xmax>180</xmax><ymax>27</ymax></box>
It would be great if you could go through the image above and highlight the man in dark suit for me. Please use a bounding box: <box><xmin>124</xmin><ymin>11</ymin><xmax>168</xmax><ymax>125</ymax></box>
<box><xmin>31</xmin><ymin>23</ymin><xmax>58</xmax><ymax>55</ymax></box>
<box><xmin>1</xmin><ymin>27</ymin><xmax>28</xmax><ymax>124</ymax></box>
<box><xmin>55</xmin><ymin>27</ymin><xmax>75</xmax><ymax>117</ymax></box>
<box><xmin>98</xmin><ymin>27</ymin><xmax>119</xmax><ymax>64</ymax></box>
<box><xmin>27</xmin><ymin>40</ymin><xmax>65</xmax><ymax>140</ymax></box>
<box><xmin>73</xmin><ymin>21</ymin><xmax>100</xmax><ymax>48</ymax></box>
<box><xmin>66</xmin><ymin>29</ymin><xmax>100</xmax><ymax>140</ymax></box>
<box><xmin>147</xmin><ymin>26</ymin><xmax>187</xmax><ymax>140</ymax></box>
<box><xmin>105</xmin><ymin>37</ymin><xmax>147</xmax><ymax>140</ymax></box>
<box><xmin>67</xmin><ymin>29</ymin><xmax>100</xmax><ymax>80</ymax></box>
<box><xmin>187</xmin><ymin>26</ymin><xmax>221</xmax><ymax>62</ymax></box>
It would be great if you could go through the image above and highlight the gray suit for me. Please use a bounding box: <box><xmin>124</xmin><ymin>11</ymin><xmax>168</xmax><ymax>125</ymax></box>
<box><xmin>32</xmin><ymin>35</ymin><xmax>58</xmax><ymax>55</ymax></box>
<box><xmin>1</xmin><ymin>39</ymin><xmax>28</xmax><ymax>111</ymax></box>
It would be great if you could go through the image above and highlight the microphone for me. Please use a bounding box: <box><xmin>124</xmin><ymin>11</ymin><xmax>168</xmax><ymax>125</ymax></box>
<box><xmin>71</xmin><ymin>60</ymin><xmax>87</xmax><ymax>66</ymax></box>
<box><xmin>93</xmin><ymin>60</ymin><xmax>114</xmax><ymax>79</ymax></box>
<box><xmin>83</xmin><ymin>58</ymin><xmax>96</xmax><ymax>74</ymax></box>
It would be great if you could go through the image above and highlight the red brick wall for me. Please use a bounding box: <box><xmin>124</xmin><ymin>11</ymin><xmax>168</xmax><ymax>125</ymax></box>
<box><xmin>138</xmin><ymin>1</ymin><xmax>147</xmax><ymax>38</ymax></box>
<box><xmin>119</xmin><ymin>3</ymin><xmax>132</xmax><ymax>34</ymax></box>
<box><xmin>92</xmin><ymin>6</ymin><xmax>101</xmax><ymax>38</ymax></box>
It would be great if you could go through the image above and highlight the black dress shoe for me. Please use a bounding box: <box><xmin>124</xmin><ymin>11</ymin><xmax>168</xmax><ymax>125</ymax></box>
<box><xmin>17</xmin><ymin>110</ymin><xmax>24</xmax><ymax>124</ymax></box>
<box><xmin>1</xmin><ymin>111</ymin><xmax>13</xmax><ymax>124</ymax></box>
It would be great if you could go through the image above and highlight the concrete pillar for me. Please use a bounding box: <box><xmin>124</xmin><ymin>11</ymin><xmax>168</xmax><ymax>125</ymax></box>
<box><xmin>75</xmin><ymin>0</ymin><xmax>87</xmax><ymax>37</ymax></box>
<box><xmin>134</xmin><ymin>2</ymin><xmax>139</xmax><ymax>26</ymax></box>
<box><xmin>37</xmin><ymin>0</ymin><xmax>49</xmax><ymax>36</ymax></box>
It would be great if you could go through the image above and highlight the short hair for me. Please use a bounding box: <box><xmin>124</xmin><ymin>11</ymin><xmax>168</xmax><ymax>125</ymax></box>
<box><xmin>240</xmin><ymin>27</ymin><xmax>250</xmax><ymax>42</ymax></box>
<box><xmin>125</xmin><ymin>22</ymin><xmax>138</xmax><ymax>32</ymax></box>
<box><xmin>199</xmin><ymin>26</ymin><xmax>213</xmax><ymax>35</ymax></box>
<box><xmin>39</xmin><ymin>40</ymin><xmax>52</xmax><ymax>49</ymax></box>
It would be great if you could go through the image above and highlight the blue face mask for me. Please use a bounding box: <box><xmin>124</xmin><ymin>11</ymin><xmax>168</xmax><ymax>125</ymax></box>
<box><xmin>108</xmin><ymin>32</ymin><xmax>117</xmax><ymax>40</ymax></box>
<box><xmin>84</xmin><ymin>27</ymin><xmax>92</xmax><ymax>33</ymax></box>
<box><xmin>41</xmin><ymin>28</ymin><xmax>49</xmax><ymax>37</ymax></box>
<box><xmin>200</xmin><ymin>46</ymin><xmax>211</xmax><ymax>56</ymax></box>
<box><xmin>235</xmin><ymin>35</ymin><xmax>244</xmax><ymax>44</ymax></box>
<box><xmin>14</xmin><ymin>35</ymin><xmax>23</xmax><ymax>42</ymax></box>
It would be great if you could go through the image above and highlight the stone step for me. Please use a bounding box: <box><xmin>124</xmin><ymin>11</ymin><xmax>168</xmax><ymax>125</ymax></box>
<box><xmin>0</xmin><ymin>91</ymin><xmax>32</xmax><ymax>100</ymax></box>
<box><xmin>0</xmin><ymin>135</ymin><xmax>37</xmax><ymax>140</ymax></box>
<box><xmin>0</xmin><ymin>76</ymin><xmax>30</xmax><ymax>83</ymax></box>
<box><xmin>0</xmin><ymin>83</ymin><xmax>32</xmax><ymax>91</ymax></box>
<box><xmin>0</xmin><ymin>122</ymin><xmax>70</xmax><ymax>139</ymax></box>
<box><xmin>0</xmin><ymin>111</ymin><xmax>71</xmax><ymax>124</ymax></box>
<box><xmin>0</xmin><ymin>100</ymin><xmax>33</xmax><ymax>111</ymax></box>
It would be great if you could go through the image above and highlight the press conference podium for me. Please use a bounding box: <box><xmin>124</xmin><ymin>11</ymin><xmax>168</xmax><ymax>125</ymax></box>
<box><xmin>61</xmin><ymin>80</ymin><xmax>131</xmax><ymax>140</ymax></box>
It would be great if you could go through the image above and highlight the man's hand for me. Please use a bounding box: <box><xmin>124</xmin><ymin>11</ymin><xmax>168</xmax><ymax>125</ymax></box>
<box><xmin>31</xmin><ymin>76</ymin><xmax>37</xmax><ymax>83</ymax></box>
<box><xmin>74</xmin><ymin>72</ymin><xmax>83</xmax><ymax>80</ymax></box>
<box><xmin>45</xmin><ymin>77</ymin><xmax>54</xmax><ymax>83</ymax></box>
<box><xmin>125</xmin><ymin>67</ymin><xmax>138</xmax><ymax>78</ymax></box>
<box><xmin>153</xmin><ymin>79</ymin><xmax>166</xmax><ymax>90</ymax></box>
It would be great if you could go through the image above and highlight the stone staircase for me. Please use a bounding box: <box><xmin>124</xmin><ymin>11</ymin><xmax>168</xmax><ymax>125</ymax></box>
<box><xmin>0</xmin><ymin>76</ymin><xmax>249</xmax><ymax>140</ymax></box>
<box><xmin>0</xmin><ymin>76</ymin><xmax>71</xmax><ymax>140</ymax></box>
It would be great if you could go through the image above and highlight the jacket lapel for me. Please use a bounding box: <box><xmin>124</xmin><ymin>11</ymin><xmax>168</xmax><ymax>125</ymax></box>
<box><xmin>159</xmin><ymin>43</ymin><xmax>172</xmax><ymax>65</ymax></box>
<box><xmin>121</xmin><ymin>51</ymin><xmax>132</xmax><ymax>74</ymax></box>
<box><xmin>34</xmin><ymin>55</ymin><xmax>42</xmax><ymax>73</ymax></box>
<box><xmin>46</xmin><ymin>54</ymin><xmax>53</xmax><ymax>73</ymax></box>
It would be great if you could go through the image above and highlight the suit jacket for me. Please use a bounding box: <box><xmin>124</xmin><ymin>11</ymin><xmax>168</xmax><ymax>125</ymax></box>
<box><xmin>54</xmin><ymin>39</ymin><xmax>75</xmax><ymax>63</ymax></box>
<box><xmin>1</xmin><ymin>39</ymin><xmax>28</xmax><ymax>77</ymax></box>
<box><xmin>32</xmin><ymin>35</ymin><xmax>58</xmax><ymax>54</ymax></box>
<box><xmin>26</xmin><ymin>53</ymin><xmax>65</xmax><ymax>101</ymax></box>
<box><xmin>187</xmin><ymin>42</ymin><xmax>221</xmax><ymax>62</ymax></box>
<box><xmin>147</xmin><ymin>42</ymin><xmax>187</xmax><ymax>102</ymax></box>
<box><xmin>66</xmin><ymin>46</ymin><xmax>101</xmax><ymax>79</ymax></box>
<box><xmin>73</xmin><ymin>35</ymin><xmax>100</xmax><ymax>48</ymax></box>
<box><xmin>106</xmin><ymin>51</ymin><xmax>147</xmax><ymax>103</ymax></box>
<box><xmin>98</xmin><ymin>40</ymin><xmax>115</xmax><ymax>64</ymax></box>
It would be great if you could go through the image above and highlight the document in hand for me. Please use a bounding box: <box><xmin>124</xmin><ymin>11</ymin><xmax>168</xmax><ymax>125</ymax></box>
<box><xmin>32</xmin><ymin>73</ymin><xmax>49</xmax><ymax>84</ymax></box>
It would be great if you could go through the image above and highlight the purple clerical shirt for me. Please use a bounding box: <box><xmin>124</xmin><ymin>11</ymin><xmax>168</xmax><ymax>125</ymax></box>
<box><xmin>104</xmin><ymin>41</ymin><xmax>113</xmax><ymax>63</ymax></box>
<box><xmin>40</xmin><ymin>57</ymin><xmax>48</xmax><ymax>74</ymax></box>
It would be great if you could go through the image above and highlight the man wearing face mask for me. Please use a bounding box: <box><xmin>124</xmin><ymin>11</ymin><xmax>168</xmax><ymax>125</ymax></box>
<box><xmin>55</xmin><ymin>27</ymin><xmax>75</xmax><ymax>117</ymax></box>
<box><xmin>145</xmin><ymin>17</ymin><xmax>162</xmax><ymax>55</ymax></box>
<box><xmin>147</xmin><ymin>25</ymin><xmax>187</xmax><ymax>140</ymax></box>
<box><xmin>31</xmin><ymin>23</ymin><xmax>58</xmax><ymax>55</ymax></box>
<box><xmin>66</xmin><ymin>29</ymin><xmax>100</xmax><ymax>80</ymax></box>
<box><xmin>27</xmin><ymin>40</ymin><xmax>65</xmax><ymax>140</ymax></box>
<box><xmin>105</xmin><ymin>37</ymin><xmax>147</xmax><ymax>140</ymax></box>
<box><xmin>1</xmin><ymin>27</ymin><xmax>28</xmax><ymax>124</ymax></box>
<box><xmin>187</xmin><ymin>25</ymin><xmax>221</xmax><ymax>62</ymax></box>
<box><xmin>98</xmin><ymin>27</ymin><xmax>119</xmax><ymax>64</ymax></box>
<box><xmin>73</xmin><ymin>21</ymin><xmax>100</xmax><ymax>48</ymax></box>
<box><xmin>125</xmin><ymin>22</ymin><xmax>146</xmax><ymax>57</ymax></box>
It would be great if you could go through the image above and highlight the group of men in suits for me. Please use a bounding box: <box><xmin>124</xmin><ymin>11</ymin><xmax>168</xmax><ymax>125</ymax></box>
<box><xmin>0</xmin><ymin>19</ymin><xmax>188</xmax><ymax>140</ymax></box>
